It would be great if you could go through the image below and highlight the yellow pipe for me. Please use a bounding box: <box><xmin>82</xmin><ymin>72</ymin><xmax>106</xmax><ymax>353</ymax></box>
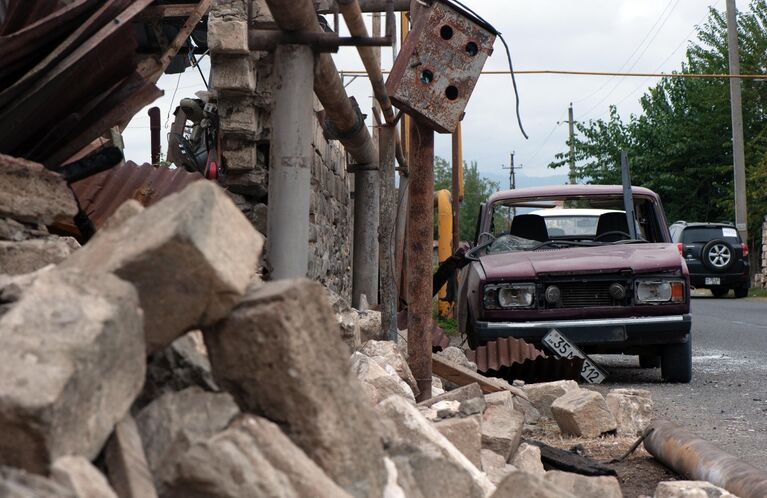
<box><xmin>400</xmin><ymin>11</ymin><xmax>410</xmax><ymax>159</ymax></box>
<box><xmin>437</xmin><ymin>189</ymin><xmax>453</xmax><ymax>317</ymax></box>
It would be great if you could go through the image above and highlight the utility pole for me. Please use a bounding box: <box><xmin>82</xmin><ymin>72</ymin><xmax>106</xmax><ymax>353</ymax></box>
<box><xmin>502</xmin><ymin>152</ymin><xmax>522</xmax><ymax>189</ymax></box>
<box><xmin>726</xmin><ymin>0</ymin><xmax>749</xmax><ymax>243</ymax></box>
<box><xmin>568</xmin><ymin>103</ymin><xmax>576</xmax><ymax>184</ymax></box>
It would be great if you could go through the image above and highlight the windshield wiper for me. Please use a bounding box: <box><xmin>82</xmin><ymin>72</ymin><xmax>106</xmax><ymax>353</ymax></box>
<box><xmin>610</xmin><ymin>238</ymin><xmax>649</xmax><ymax>244</ymax></box>
<box><xmin>532</xmin><ymin>240</ymin><xmax>597</xmax><ymax>251</ymax></box>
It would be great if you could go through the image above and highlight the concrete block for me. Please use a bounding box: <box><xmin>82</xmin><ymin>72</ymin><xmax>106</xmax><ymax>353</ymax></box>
<box><xmin>552</xmin><ymin>389</ymin><xmax>617</xmax><ymax>437</ymax></box>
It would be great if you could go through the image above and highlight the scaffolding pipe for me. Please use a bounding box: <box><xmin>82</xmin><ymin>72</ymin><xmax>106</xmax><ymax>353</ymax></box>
<box><xmin>644</xmin><ymin>420</ymin><xmax>767</xmax><ymax>498</ymax></box>
<box><xmin>451</xmin><ymin>122</ymin><xmax>462</xmax><ymax>252</ymax></box>
<box><xmin>318</xmin><ymin>0</ymin><xmax>410</xmax><ymax>14</ymax></box>
<box><xmin>267</xmin><ymin>44</ymin><xmax>315</xmax><ymax>279</ymax></box>
<box><xmin>148</xmin><ymin>106</ymin><xmax>161</xmax><ymax>165</ymax></box>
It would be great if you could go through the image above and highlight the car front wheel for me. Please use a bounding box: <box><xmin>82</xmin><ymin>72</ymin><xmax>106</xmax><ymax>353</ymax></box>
<box><xmin>661</xmin><ymin>339</ymin><xmax>692</xmax><ymax>383</ymax></box>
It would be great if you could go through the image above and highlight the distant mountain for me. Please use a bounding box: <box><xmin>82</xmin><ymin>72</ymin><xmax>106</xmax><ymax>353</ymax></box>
<box><xmin>481</xmin><ymin>171</ymin><xmax>569</xmax><ymax>190</ymax></box>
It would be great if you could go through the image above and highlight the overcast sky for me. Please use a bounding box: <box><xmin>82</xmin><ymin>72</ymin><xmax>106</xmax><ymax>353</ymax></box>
<box><xmin>123</xmin><ymin>0</ymin><xmax>723</xmax><ymax>185</ymax></box>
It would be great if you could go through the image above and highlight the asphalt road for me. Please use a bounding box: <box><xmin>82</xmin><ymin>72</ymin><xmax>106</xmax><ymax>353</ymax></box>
<box><xmin>592</xmin><ymin>295</ymin><xmax>767</xmax><ymax>470</ymax></box>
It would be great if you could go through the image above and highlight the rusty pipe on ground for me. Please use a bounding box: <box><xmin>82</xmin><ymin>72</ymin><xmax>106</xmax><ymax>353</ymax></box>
<box><xmin>644</xmin><ymin>420</ymin><xmax>767</xmax><ymax>498</ymax></box>
<box><xmin>262</xmin><ymin>0</ymin><xmax>377</xmax><ymax>166</ymax></box>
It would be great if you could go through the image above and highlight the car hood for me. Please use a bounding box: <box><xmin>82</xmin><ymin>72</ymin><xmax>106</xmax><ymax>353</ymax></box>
<box><xmin>478</xmin><ymin>243</ymin><xmax>683</xmax><ymax>281</ymax></box>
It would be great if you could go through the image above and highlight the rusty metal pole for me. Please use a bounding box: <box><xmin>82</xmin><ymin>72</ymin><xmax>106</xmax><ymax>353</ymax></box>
<box><xmin>148</xmin><ymin>106</ymin><xmax>161</xmax><ymax>165</ymax></box>
<box><xmin>451</xmin><ymin>122</ymin><xmax>462</xmax><ymax>252</ymax></box>
<box><xmin>380</xmin><ymin>123</ymin><xmax>397</xmax><ymax>341</ymax></box>
<box><xmin>266</xmin><ymin>44</ymin><xmax>314</xmax><ymax>279</ymax></box>
<box><xmin>644</xmin><ymin>420</ymin><xmax>767</xmax><ymax>498</ymax></box>
<box><xmin>407</xmin><ymin>119</ymin><xmax>434</xmax><ymax>401</ymax></box>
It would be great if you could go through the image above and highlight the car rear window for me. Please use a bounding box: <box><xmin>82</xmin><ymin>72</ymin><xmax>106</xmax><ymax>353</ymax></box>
<box><xmin>682</xmin><ymin>226</ymin><xmax>740</xmax><ymax>243</ymax></box>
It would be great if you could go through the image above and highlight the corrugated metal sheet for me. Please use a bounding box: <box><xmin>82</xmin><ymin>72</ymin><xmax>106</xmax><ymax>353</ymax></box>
<box><xmin>69</xmin><ymin>161</ymin><xmax>202</xmax><ymax>229</ymax></box>
<box><xmin>468</xmin><ymin>337</ymin><xmax>584</xmax><ymax>383</ymax></box>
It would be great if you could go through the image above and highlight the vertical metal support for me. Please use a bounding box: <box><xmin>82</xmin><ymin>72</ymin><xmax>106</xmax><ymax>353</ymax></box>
<box><xmin>621</xmin><ymin>151</ymin><xmax>638</xmax><ymax>240</ymax></box>
<box><xmin>380</xmin><ymin>124</ymin><xmax>397</xmax><ymax>341</ymax></box>
<box><xmin>353</xmin><ymin>164</ymin><xmax>380</xmax><ymax>307</ymax></box>
<box><xmin>267</xmin><ymin>44</ymin><xmax>314</xmax><ymax>279</ymax></box>
<box><xmin>148</xmin><ymin>107</ymin><xmax>161</xmax><ymax>165</ymax></box>
<box><xmin>407</xmin><ymin>119</ymin><xmax>434</xmax><ymax>402</ymax></box>
<box><xmin>568</xmin><ymin>103</ymin><xmax>576</xmax><ymax>184</ymax></box>
<box><xmin>451</xmin><ymin>123</ymin><xmax>462</xmax><ymax>252</ymax></box>
<box><xmin>726</xmin><ymin>0</ymin><xmax>749</xmax><ymax>243</ymax></box>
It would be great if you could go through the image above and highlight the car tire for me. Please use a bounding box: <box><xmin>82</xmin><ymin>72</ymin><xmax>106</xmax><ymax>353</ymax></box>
<box><xmin>734</xmin><ymin>287</ymin><xmax>749</xmax><ymax>299</ymax></box>
<box><xmin>710</xmin><ymin>286</ymin><xmax>729</xmax><ymax>298</ymax></box>
<box><xmin>702</xmin><ymin>239</ymin><xmax>735</xmax><ymax>272</ymax></box>
<box><xmin>639</xmin><ymin>354</ymin><xmax>660</xmax><ymax>368</ymax></box>
<box><xmin>661</xmin><ymin>339</ymin><xmax>692</xmax><ymax>383</ymax></box>
<box><xmin>465</xmin><ymin>314</ymin><xmax>480</xmax><ymax>350</ymax></box>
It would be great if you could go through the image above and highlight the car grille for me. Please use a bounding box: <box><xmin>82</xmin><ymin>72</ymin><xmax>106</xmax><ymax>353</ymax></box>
<box><xmin>554</xmin><ymin>281</ymin><xmax>624</xmax><ymax>308</ymax></box>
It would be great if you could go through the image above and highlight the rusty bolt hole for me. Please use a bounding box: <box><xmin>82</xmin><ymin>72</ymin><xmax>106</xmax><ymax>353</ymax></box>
<box><xmin>440</xmin><ymin>25</ymin><xmax>453</xmax><ymax>40</ymax></box>
<box><xmin>466</xmin><ymin>41</ymin><xmax>479</xmax><ymax>56</ymax></box>
<box><xmin>445</xmin><ymin>85</ymin><xmax>459</xmax><ymax>100</ymax></box>
<box><xmin>420</xmin><ymin>69</ymin><xmax>434</xmax><ymax>84</ymax></box>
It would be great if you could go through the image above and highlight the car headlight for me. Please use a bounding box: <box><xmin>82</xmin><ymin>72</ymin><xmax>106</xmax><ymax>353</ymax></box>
<box><xmin>483</xmin><ymin>283</ymin><xmax>536</xmax><ymax>309</ymax></box>
<box><xmin>635</xmin><ymin>279</ymin><xmax>685</xmax><ymax>304</ymax></box>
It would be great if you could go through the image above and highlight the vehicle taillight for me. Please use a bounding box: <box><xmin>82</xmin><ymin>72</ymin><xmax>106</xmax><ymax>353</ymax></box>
<box><xmin>676</xmin><ymin>243</ymin><xmax>683</xmax><ymax>256</ymax></box>
<box><xmin>742</xmin><ymin>243</ymin><xmax>749</xmax><ymax>257</ymax></box>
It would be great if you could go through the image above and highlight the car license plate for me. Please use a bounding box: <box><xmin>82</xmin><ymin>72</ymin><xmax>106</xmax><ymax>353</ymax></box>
<box><xmin>542</xmin><ymin>329</ymin><xmax>608</xmax><ymax>384</ymax></box>
<box><xmin>705</xmin><ymin>277</ymin><xmax>720</xmax><ymax>285</ymax></box>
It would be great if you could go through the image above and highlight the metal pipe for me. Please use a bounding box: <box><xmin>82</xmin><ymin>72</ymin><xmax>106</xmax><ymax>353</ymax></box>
<box><xmin>407</xmin><ymin>119</ymin><xmax>434</xmax><ymax>402</ymax></box>
<box><xmin>353</xmin><ymin>166</ymin><xmax>380</xmax><ymax>307</ymax></box>
<box><xmin>644</xmin><ymin>420</ymin><xmax>767</xmax><ymax>498</ymax></box>
<box><xmin>148</xmin><ymin>106</ymin><xmax>161</xmax><ymax>165</ymax></box>
<box><xmin>451</xmin><ymin>123</ymin><xmax>462</xmax><ymax>252</ymax></box>
<box><xmin>379</xmin><ymin>123</ymin><xmax>397</xmax><ymax>340</ymax></box>
<box><xmin>318</xmin><ymin>0</ymin><xmax>410</xmax><ymax>14</ymax></box>
<box><xmin>267</xmin><ymin>44</ymin><xmax>315</xmax><ymax>279</ymax></box>
<box><xmin>436</xmin><ymin>189</ymin><xmax>452</xmax><ymax>317</ymax></box>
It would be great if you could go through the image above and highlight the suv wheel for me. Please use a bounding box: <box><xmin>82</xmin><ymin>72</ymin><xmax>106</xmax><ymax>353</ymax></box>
<box><xmin>702</xmin><ymin>239</ymin><xmax>735</xmax><ymax>272</ymax></box>
<box><xmin>661</xmin><ymin>338</ymin><xmax>692</xmax><ymax>383</ymax></box>
<box><xmin>711</xmin><ymin>286</ymin><xmax>729</xmax><ymax>298</ymax></box>
<box><xmin>734</xmin><ymin>287</ymin><xmax>748</xmax><ymax>299</ymax></box>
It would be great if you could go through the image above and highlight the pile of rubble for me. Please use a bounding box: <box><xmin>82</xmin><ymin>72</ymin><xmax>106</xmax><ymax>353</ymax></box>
<box><xmin>0</xmin><ymin>153</ymin><xmax>740</xmax><ymax>498</ymax></box>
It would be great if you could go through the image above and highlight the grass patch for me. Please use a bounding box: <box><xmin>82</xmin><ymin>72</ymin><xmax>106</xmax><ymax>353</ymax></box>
<box><xmin>437</xmin><ymin>316</ymin><xmax>458</xmax><ymax>336</ymax></box>
<box><xmin>749</xmin><ymin>288</ymin><xmax>767</xmax><ymax>298</ymax></box>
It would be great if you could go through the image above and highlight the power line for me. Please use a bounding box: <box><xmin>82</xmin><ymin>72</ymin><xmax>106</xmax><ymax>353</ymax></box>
<box><xmin>339</xmin><ymin>69</ymin><xmax>767</xmax><ymax>79</ymax></box>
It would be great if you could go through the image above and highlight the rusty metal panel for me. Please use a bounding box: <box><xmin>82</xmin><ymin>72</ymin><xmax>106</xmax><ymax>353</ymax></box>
<box><xmin>385</xmin><ymin>0</ymin><xmax>495</xmax><ymax>133</ymax></box>
<box><xmin>468</xmin><ymin>337</ymin><xmax>584</xmax><ymax>384</ymax></box>
<box><xmin>67</xmin><ymin>161</ymin><xmax>202</xmax><ymax>230</ymax></box>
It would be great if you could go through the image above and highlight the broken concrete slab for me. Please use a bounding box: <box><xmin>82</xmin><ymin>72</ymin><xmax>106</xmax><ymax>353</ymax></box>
<box><xmin>207</xmin><ymin>1</ymin><xmax>249</xmax><ymax>55</ymax></box>
<box><xmin>523</xmin><ymin>380</ymin><xmax>580</xmax><ymax>418</ymax></box>
<box><xmin>419</xmin><ymin>382</ymin><xmax>485</xmax><ymax>412</ymax></box>
<box><xmin>351</xmin><ymin>352</ymin><xmax>415</xmax><ymax>404</ymax></box>
<box><xmin>510</xmin><ymin>443</ymin><xmax>545</xmax><ymax>476</ymax></box>
<box><xmin>481</xmin><ymin>449</ymin><xmax>517</xmax><ymax>486</ymax></box>
<box><xmin>377</xmin><ymin>395</ymin><xmax>494</xmax><ymax>498</ymax></box>
<box><xmin>51</xmin><ymin>456</ymin><xmax>118</xmax><ymax>498</ymax></box>
<box><xmin>135</xmin><ymin>388</ymin><xmax>239</xmax><ymax>493</ymax></box>
<box><xmin>361</xmin><ymin>339</ymin><xmax>419</xmax><ymax>396</ymax></box>
<box><xmin>101</xmin><ymin>200</ymin><xmax>144</xmax><ymax>231</ymax></box>
<box><xmin>434</xmin><ymin>415</ymin><xmax>483</xmax><ymax>468</ymax></box>
<box><xmin>545</xmin><ymin>471</ymin><xmax>623</xmax><ymax>498</ymax></box>
<box><xmin>491</xmin><ymin>471</ymin><xmax>577</xmax><ymax>498</ymax></box>
<box><xmin>0</xmin><ymin>269</ymin><xmax>145</xmax><ymax>473</ymax></box>
<box><xmin>551</xmin><ymin>389</ymin><xmax>617</xmax><ymax>438</ymax></box>
<box><xmin>0</xmin><ymin>236</ymin><xmax>79</xmax><ymax>275</ymax></box>
<box><xmin>482</xmin><ymin>392</ymin><xmax>525</xmax><ymax>461</ymax></box>
<box><xmin>606</xmin><ymin>388</ymin><xmax>653</xmax><ymax>437</ymax></box>
<box><xmin>0</xmin><ymin>154</ymin><xmax>78</xmax><ymax>225</ymax></box>
<box><xmin>105</xmin><ymin>415</ymin><xmax>159</xmax><ymax>498</ymax></box>
<box><xmin>0</xmin><ymin>466</ymin><xmax>75</xmax><ymax>498</ymax></box>
<box><xmin>62</xmin><ymin>180</ymin><xmax>264</xmax><ymax>352</ymax></box>
<box><xmin>204</xmin><ymin>279</ymin><xmax>386</xmax><ymax>498</ymax></box>
<box><xmin>438</xmin><ymin>346</ymin><xmax>478</xmax><ymax>372</ymax></box>
<box><xmin>654</xmin><ymin>481</ymin><xmax>738</xmax><ymax>498</ymax></box>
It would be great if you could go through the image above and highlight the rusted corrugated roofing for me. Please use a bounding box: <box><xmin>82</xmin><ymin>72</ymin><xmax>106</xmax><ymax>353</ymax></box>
<box><xmin>69</xmin><ymin>161</ymin><xmax>202</xmax><ymax>229</ymax></box>
<box><xmin>468</xmin><ymin>337</ymin><xmax>584</xmax><ymax>383</ymax></box>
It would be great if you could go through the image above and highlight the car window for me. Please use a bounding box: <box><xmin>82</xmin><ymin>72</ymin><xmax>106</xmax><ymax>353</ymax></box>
<box><xmin>682</xmin><ymin>227</ymin><xmax>740</xmax><ymax>244</ymax></box>
<box><xmin>542</xmin><ymin>216</ymin><xmax>599</xmax><ymax>236</ymax></box>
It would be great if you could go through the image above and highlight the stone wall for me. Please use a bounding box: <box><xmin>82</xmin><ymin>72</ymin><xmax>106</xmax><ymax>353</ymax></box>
<box><xmin>754</xmin><ymin>220</ymin><xmax>767</xmax><ymax>289</ymax></box>
<box><xmin>208</xmin><ymin>0</ymin><xmax>353</xmax><ymax>300</ymax></box>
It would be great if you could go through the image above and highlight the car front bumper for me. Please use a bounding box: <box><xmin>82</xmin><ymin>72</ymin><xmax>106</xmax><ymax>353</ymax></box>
<box><xmin>473</xmin><ymin>314</ymin><xmax>692</xmax><ymax>350</ymax></box>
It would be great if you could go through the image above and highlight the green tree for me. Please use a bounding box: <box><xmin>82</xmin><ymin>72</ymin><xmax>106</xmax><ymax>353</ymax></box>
<box><xmin>434</xmin><ymin>156</ymin><xmax>500</xmax><ymax>241</ymax></box>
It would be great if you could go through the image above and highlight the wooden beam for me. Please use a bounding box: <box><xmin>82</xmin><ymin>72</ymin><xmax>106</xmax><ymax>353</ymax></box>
<box><xmin>432</xmin><ymin>354</ymin><xmax>528</xmax><ymax>400</ymax></box>
<box><xmin>137</xmin><ymin>4</ymin><xmax>197</xmax><ymax>19</ymax></box>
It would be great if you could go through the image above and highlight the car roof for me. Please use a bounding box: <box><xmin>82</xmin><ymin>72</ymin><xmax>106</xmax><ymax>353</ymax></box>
<box><xmin>529</xmin><ymin>208</ymin><xmax>624</xmax><ymax>217</ymax></box>
<box><xmin>487</xmin><ymin>184</ymin><xmax>659</xmax><ymax>204</ymax></box>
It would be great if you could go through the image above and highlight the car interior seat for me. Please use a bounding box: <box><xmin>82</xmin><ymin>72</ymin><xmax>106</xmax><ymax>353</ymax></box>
<box><xmin>595</xmin><ymin>212</ymin><xmax>630</xmax><ymax>241</ymax></box>
<box><xmin>509</xmin><ymin>214</ymin><xmax>549</xmax><ymax>242</ymax></box>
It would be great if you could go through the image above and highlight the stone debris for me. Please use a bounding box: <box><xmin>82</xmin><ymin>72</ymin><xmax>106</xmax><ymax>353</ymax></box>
<box><xmin>358</xmin><ymin>309</ymin><xmax>383</xmax><ymax>342</ymax></box>
<box><xmin>551</xmin><ymin>389</ymin><xmax>618</xmax><ymax>437</ymax></box>
<box><xmin>0</xmin><ymin>269</ymin><xmax>145</xmax><ymax>473</ymax></box>
<box><xmin>438</xmin><ymin>346</ymin><xmax>478</xmax><ymax>372</ymax></box>
<box><xmin>204</xmin><ymin>279</ymin><xmax>387</xmax><ymax>498</ymax></box>
<box><xmin>510</xmin><ymin>443</ymin><xmax>545</xmax><ymax>476</ymax></box>
<box><xmin>481</xmin><ymin>449</ymin><xmax>517</xmax><ymax>486</ymax></box>
<box><xmin>0</xmin><ymin>154</ymin><xmax>77</xmax><ymax>225</ymax></box>
<box><xmin>51</xmin><ymin>456</ymin><xmax>118</xmax><ymax>498</ymax></box>
<box><xmin>362</xmin><ymin>340</ymin><xmax>419</xmax><ymax>396</ymax></box>
<box><xmin>654</xmin><ymin>481</ymin><xmax>739</xmax><ymax>498</ymax></box>
<box><xmin>545</xmin><ymin>470</ymin><xmax>623</xmax><ymax>498</ymax></box>
<box><xmin>0</xmin><ymin>465</ymin><xmax>76</xmax><ymax>498</ymax></box>
<box><xmin>338</xmin><ymin>310</ymin><xmax>362</xmax><ymax>349</ymax></box>
<box><xmin>351</xmin><ymin>351</ymin><xmax>416</xmax><ymax>404</ymax></box>
<box><xmin>105</xmin><ymin>415</ymin><xmax>159</xmax><ymax>498</ymax></box>
<box><xmin>606</xmin><ymin>388</ymin><xmax>654</xmax><ymax>437</ymax></box>
<box><xmin>491</xmin><ymin>471</ymin><xmax>578</xmax><ymax>498</ymax></box>
<box><xmin>434</xmin><ymin>400</ymin><xmax>462</xmax><ymax>418</ymax></box>
<box><xmin>481</xmin><ymin>391</ymin><xmax>525</xmax><ymax>460</ymax></box>
<box><xmin>0</xmin><ymin>236</ymin><xmax>80</xmax><ymax>275</ymax></box>
<box><xmin>62</xmin><ymin>180</ymin><xmax>264</xmax><ymax>352</ymax></box>
<box><xmin>523</xmin><ymin>380</ymin><xmax>580</xmax><ymax>418</ymax></box>
<box><xmin>434</xmin><ymin>415</ymin><xmax>483</xmax><ymax>468</ymax></box>
<box><xmin>377</xmin><ymin>395</ymin><xmax>495</xmax><ymax>498</ymax></box>
<box><xmin>100</xmin><ymin>200</ymin><xmax>145</xmax><ymax>231</ymax></box>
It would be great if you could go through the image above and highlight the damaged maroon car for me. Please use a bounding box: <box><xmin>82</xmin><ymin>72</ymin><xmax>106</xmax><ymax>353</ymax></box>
<box><xmin>457</xmin><ymin>185</ymin><xmax>692</xmax><ymax>383</ymax></box>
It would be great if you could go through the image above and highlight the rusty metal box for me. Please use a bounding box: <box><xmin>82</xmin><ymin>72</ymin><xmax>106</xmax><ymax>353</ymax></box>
<box><xmin>386</xmin><ymin>0</ymin><xmax>496</xmax><ymax>133</ymax></box>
